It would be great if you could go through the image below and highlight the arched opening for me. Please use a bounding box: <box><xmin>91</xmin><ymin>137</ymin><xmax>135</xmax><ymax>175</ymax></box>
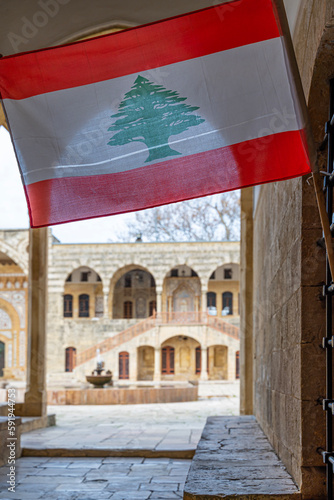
<box><xmin>64</xmin><ymin>266</ymin><xmax>103</xmax><ymax>319</ymax></box>
<box><xmin>161</xmin><ymin>336</ymin><xmax>201</xmax><ymax>380</ymax></box>
<box><xmin>111</xmin><ymin>266</ymin><xmax>156</xmax><ymax>319</ymax></box>
<box><xmin>208</xmin><ymin>263</ymin><xmax>239</xmax><ymax>318</ymax></box>
<box><xmin>0</xmin><ymin>296</ymin><xmax>26</xmax><ymax>380</ymax></box>
<box><xmin>65</xmin><ymin>347</ymin><xmax>76</xmax><ymax>372</ymax></box>
<box><xmin>207</xmin><ymin>345</ymin><xmax>228</xmax><ymax>380</ymax></box>
<box><xmin>137</xmin><ymin>346</ymin><xmax>154</xmax><ymax>380</ymax></box>
<box><xmin>119</xmin><ymin>351</ymin><xmax>129</xmax><ymax>380</ymax></box>
<box><xmin>162</xmin><ymin>264</ymin><xmax>201</xmax><ymax>316</ymax></box>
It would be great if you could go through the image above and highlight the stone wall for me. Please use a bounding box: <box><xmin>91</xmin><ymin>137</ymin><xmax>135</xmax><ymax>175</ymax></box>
<box><xmin>250</xmin><ymin>1</ymin><xmax>334</xmax><ymax>497</ymax></box>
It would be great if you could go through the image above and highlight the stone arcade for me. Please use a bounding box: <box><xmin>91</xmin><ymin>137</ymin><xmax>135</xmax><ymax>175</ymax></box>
<box><xmin>0</xmin><ymin>230</ymin><xmax>240</xmax><ymax>387</ymax></box>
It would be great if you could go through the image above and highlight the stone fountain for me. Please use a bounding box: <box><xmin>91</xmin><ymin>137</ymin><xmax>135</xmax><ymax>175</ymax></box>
<box><xmin>86</xmin><ymin>349</ymin><xmax>112</xmax><ymax>388</ymax></box>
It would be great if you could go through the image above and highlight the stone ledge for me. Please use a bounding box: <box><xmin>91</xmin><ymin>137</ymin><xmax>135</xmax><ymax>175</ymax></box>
<box><xmin>183</xmin><ymin>416</ymin><xmax>301</xmax><ymax>500</ymax></box>
<box><xmin>21</xmin><ymin>413</ymin><xmax>56</xmax><ymax>433</ymax></box>
<box><xmin>47</xmin><ymin>386</ymin><xmax>198</xmax><ymax>405</ymax></box>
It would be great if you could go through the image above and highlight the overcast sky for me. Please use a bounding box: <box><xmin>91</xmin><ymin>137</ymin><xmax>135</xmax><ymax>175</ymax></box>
<box><xmin>0</xmin><ymin>126</ymin><xmax>136</xmax><ymax>243</ymax></box>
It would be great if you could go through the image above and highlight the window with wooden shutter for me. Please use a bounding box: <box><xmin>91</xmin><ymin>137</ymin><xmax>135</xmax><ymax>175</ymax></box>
<box><xmin>196</xmin><ymin>346</ymin><xmax>201</xmax><ymax>374</ymax></box>
<box><xmin>236</xmin><ymin>351</ymin><xmax>240</xmax><ymax>379</ymax></box>
<box><xmin>63</xmin><ymin>294</ymin><xmax>73</xmax><ymax>317</ymax></box>
<box><xmin>162</xmin><ymin>346</ymin><xmax>174</xmax><ymax>374</ymax></box>
<box><xmin>124</xmin><ymin>301</ymin><xmax>133</xmax><ymax>319</ymax></box>
<box><xmin>65</xmin><ymin>347</ymin><xmax>76</xmax><ymax>372</ymax></box>
<box><xmin>119</xmin><ymin>352</ymin><xmax>129</xmax><ymax>379</ymax></box>
<box><xmin>79</xmin><ymin>294</ymin><xmax>89</xmax><ymax>317</ymax></box>
<box><xmin>222</xmin><ymin>292</ymin><xmax>233</xmax><ymax>315</ymax></box>
<box><xmin>149</xmin><ymin>300</ymin><xmax>156</xmax><ymax>316</ymax></box>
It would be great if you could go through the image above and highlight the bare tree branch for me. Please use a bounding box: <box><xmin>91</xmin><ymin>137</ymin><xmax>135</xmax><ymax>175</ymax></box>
<box><xmin>114</xmin><ymin>192</ymin><xmax>240</xmax><ymax>242</ymax></box>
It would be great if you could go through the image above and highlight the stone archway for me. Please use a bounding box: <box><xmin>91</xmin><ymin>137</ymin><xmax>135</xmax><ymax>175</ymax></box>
<box><xmin>111</xmin><ymin>266</ymin><xmax>156</xmax><ymax>319</ymax></box>
<box><xmin>161</xmin><ymin>335</ymin><xmax>201</xmax><ymax>381</ymax></box>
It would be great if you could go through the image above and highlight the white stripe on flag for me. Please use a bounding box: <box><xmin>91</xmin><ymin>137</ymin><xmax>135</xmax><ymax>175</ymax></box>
<box><xmin>4</xmin><ymin>37</ymin><xmax>300</xmax><ymax>185</ymax></box>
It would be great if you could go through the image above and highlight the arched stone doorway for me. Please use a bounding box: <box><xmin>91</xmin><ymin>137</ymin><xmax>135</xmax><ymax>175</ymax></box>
<box><xmin>163</xmin><ymin>265</ymin><xmax>201</xmax><ymax>315</ymax></box>
<box><xmin>111</xmin><ymin>267</ymin><xmax>156</xmax><ymax>319</ymax></box>
<box><xmin>161</xmin><ymin>336</ymin><xmax>201</xmax><ymax>381</ymax></box>
<box><xmin>207</xmin><ymin>263</ymin><xmax>239</xmax><ymax>318</ymax></box>
<box><xmin>64</xmin><ymin>266</ymin><xmax>103</xmax><ymax>319</ymax></box>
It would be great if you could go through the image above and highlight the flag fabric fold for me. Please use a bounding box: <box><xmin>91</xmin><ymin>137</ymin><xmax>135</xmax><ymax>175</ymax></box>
<box><xmin>0</xmin><ymin>0</ymin><xmax>311</xmax><ymax>228</ymax></box>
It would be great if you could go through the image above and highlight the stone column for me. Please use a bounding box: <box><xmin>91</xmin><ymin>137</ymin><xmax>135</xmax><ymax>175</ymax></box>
<box><xmin>200</xmin><ymin>346</ymin><xmax>208</xmax><ymax>381</ymax></box>
<box><xmin>153</xmin><ymin>347</ymin><xmax>161</xmax><ymax>384</ymax></box>
<box><xmin>129</xmin><ymin>347</ymin><xmax>137</xmax><ymax>382</ymax></box>
<box><xmin>113</xmin><ymin>351</ymin><xmax>119</xmax><ymax>383</ymax></box>
<box><xmin>103</xmin><ymin>292</ymin><xmax>109</xmax><ymax>318</ymax></box>
<box><xmin>156</xmin><ymin>289</ymin><xmax>162</xmax><ymax>314</ymax></box>
<box><xmin>240</xmin><ymin>188</ymin><xmax>253</xmax><ymax>415</ymax></box>
<box><xmin>21</xmin><ymin>228</ymin><xmax>48</xmax><ymax>417</ymax></box>
<box><xmin>201</xmin><ymin>290</ymin><xmax>207</xmax><ymax>313</ymax></box>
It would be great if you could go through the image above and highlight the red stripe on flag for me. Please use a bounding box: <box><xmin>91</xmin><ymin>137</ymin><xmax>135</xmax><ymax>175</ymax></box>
<box><xmin>25</xmin><ymin>130</ymin><xmax>311</xmax><ymax>228</ymax></box>
<box><xmin>0</xmin><ymin>0</ymin><xmax>280</xmax><ymax>100</ymax></box>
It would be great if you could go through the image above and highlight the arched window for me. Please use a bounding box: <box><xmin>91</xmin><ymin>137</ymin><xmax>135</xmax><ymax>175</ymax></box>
<box><xmin>207</xmin><ymin>292</ymin><xmax>216</xmax><ymax>307</ymax></box>
<box><xmin>65</xmin><ymin>347</ymin><xmax>76</xmax><ymax>372</ymax></box>
<box><xmin>119</xmin><ymin>351</ymin><xmax>129</xmax><ymax>379</ymax></box>
<box><xmin>236</xmin><ymin>351</ymin><xmax>240</xmax><ymax>379</ymax></box>
<box><xmin>79</xmin><ymin>294</ymin><xmax>90</xmax><ymax>317</ymax></box>
<box><xmin>162</xmin><ymin>346</ymin><xmax>174</xmax><ymax>374</ymax></box>
<box><xmin>63</xmin><ymin>294</ymin><xmax>73</xmax><ymax>318</ymax></box>
<box><xmin>222</xmin><ymin>292</ymin><xmax>233</xmax><ymax>315</ymax></box>
<box><xmin>124</xmin><ymin>301</ymin><xmax>133</xmax><ymax>319</ymax></box>
<box><xmin>195</xmin><ymin>346</ymin><xmax>201</xmax><ymax>374</ymax></box>
<box><xmin>149</xmin><ymin>300</ymin><xmax>156</xmax><ymax>316</ymax></box>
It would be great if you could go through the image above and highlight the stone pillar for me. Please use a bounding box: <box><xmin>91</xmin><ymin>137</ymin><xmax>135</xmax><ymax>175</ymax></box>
<box><xmin>200</xmin><ymin>347</ymin><xmax>208</xmax><ymax>381</ymax></box>
<box><xmin>21</xmin><ymin>228</ymin><xmax>48</xmax><ymax>417</ymax></box>
<box><xmin>156</xmin><ymin>289</ymin><xmax>162</xmax><ymax>314</ymax></box>
<box><xmin>114</xmin><ymin>351</ymin><xmax>119</xmax><ymax>383</ymax></box>
<box><xmin>153</xmin><ymin>347</ymin><xmax>161</xmax><ymax>384</ymax></box>
<box><xmin>103</xmin><ymin>292</ymin><xmax>109</xmax><ymax>318</ymax></box>
<box><xmin>240</xmin><ymin>188</ymin><xmax>253</xmax><ymax>415</ymax></box>
<box><xmin>128</xmin><ymin>347</ymin><xmax>137</xmax><ymax>382</ymax></box>
<box><xmin>201</xmin><ymin>290</ymin><xmax>207</xmax><ymax>313</ymax></box>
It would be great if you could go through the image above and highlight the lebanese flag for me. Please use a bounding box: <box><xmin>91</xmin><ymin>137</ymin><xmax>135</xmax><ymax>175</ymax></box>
<box><xmin>0</xmin><ymin>0</ymin><xmax>311</xmax><ymax>228</ymax></box>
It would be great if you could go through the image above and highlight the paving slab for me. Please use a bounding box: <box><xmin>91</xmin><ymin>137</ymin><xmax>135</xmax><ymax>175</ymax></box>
<box><xmin>0</xmin><ymin>457</ymin><xmax>191</xmax><ymax>500</ymax></box>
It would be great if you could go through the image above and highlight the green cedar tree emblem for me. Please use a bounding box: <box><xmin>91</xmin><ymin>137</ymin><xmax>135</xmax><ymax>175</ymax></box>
<box><xmin>107</xmin><ymin>75</ymin><xmax>205</xmax><ymax>163</ymax></box>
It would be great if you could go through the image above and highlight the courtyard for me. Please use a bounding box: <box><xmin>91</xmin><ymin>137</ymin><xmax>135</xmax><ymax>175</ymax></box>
<box><xmin>0</xmin><ymin>383</ymin><xmax>239</xmax><ymax>499</ymax></box>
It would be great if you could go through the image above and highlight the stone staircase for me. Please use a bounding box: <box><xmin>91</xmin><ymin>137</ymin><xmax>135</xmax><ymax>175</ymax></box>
<box><xmin>75</xmin><ymin>315</ymin><xmax>157</xmax><ymax>366</ymax></box>
<box><xmin>75</xmin><ymin>313</ymin><xmax>239</xmax><ymax>368</ymax></box>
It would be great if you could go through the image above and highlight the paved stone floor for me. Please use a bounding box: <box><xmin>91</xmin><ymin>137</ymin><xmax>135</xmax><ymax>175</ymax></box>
<box><xmin>21</xmin><ymin>393</ymin><xmax>239</xmax><ymax>453</ymax></box>
<box><xmin>0</xmin><ymin>457</ymin><xmax>190</xmax><ymax>499</ymax></box>
<box><xmin>0</xmin><ymin>384</ymin><xmax>239</xmax><ymax>499</ymax></box>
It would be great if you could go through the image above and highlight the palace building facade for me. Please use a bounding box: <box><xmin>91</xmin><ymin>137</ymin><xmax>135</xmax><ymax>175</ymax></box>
<box><xmin>0</xmin><ymin>229</ymin><xmax>240</xmax><ymax>385</ymax></box>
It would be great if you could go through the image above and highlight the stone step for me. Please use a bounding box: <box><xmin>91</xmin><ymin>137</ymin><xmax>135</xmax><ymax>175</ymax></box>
<box><xmin>183</xmin><ymin>416</ymin><xmax>301</xmax><ymax>499</ymax></box>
